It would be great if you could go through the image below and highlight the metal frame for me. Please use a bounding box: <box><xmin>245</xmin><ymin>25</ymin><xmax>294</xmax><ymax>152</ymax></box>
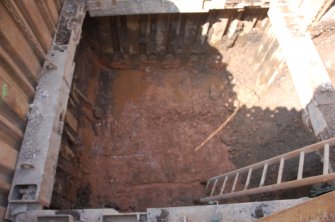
<box><xmin>5</xmin><ymin>0</ymin><xmax>85</xmax><ymax>220</ymax></box>
<box><xmin>86</xmin><ymin>0</ymin><xmax>270</xmax><ymax>16</ymax></box>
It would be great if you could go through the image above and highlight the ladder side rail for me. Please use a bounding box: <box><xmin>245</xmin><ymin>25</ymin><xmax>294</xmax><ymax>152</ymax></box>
<box><xmin>207</xmin><ymin>138</ymin><xmax>335</xmax><ymax>182</ymax></box>
<box><xmin>200</xmin><ymin>172</ymin><xmax>335</xmax><ymax>203</ymax></box>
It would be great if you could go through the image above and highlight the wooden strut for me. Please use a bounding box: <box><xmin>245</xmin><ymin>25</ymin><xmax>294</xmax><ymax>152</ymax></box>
<box><xmin>194</xmin><ymin>103</ymin><xmax>241</xmax><ymax>152</ymax></box>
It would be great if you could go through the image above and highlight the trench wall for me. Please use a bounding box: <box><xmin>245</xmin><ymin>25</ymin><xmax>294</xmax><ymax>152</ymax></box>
<box><xmin>0</xmin><ymin>0</ymin><xmax>63</xmax><ymax>219</ymax></box>
<box><xmin>0</xmin><ymin>1</ymin><xmax>286</xmax><ymax>216</ymax></box>
<box><xmin>89</xmin><ymin>8</ymin><xmax>285</xmax><ymax>93</ymax></box>
<box><xmin>51</xmin><ymin>9</ymin><xmax>287</xmax><ymax>207</ymax></box>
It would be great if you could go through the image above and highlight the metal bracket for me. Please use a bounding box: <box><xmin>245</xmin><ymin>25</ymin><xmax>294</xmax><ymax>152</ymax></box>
<box><xmin>5</xmin><ymin>0</ymin><xmax>85</xmax><ymax>221</ymax></box>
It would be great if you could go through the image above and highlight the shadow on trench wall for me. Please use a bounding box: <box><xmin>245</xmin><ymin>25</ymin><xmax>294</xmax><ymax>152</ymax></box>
<box><xmin>51</xmin><ymin>2</ymin><xmax>321</xmax><ymax>212</ymax></box>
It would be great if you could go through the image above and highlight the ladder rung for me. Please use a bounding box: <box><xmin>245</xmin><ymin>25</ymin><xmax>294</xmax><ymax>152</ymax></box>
<box><xmin>244</xmin><ymin>168</ymin><xmax>253</xmax><ymax>190</ymax></box>
<box><xmin>297</xmin><ymin>151</ymin><xmax>305</xmax><ymax>180</ymax></box>
<box><xmin>277</xmin><ymin>158</ymin><xmax>285</xmax><ymax>184</ymax></box>
<box><xmin>260</xmin><ymin>163</ymin><xmax>268</xmax><ymax>187</ymax></box>
<box><xmin>210</xmin><ymin>179</ymin><xmax>218</xmax><ymax>197</ymax></box>
<box><xmin>323</xmin><ymin>144</ymin><xmax>330</xmax><ymax>175</ymax></box>
<box><xmin>220</xmin><ymin>176</ymin><xmax>228</xmax><ymax>195</ymax></box>
<box><xmin>231</xmin><ymin>173</ymin><xmax>239</xmax><ymax>193</ymax></box>
<box><xmin>200</xmin><ymin>138</ymin><xmax>335</xmax><ymax>203</ymax></box>
<box><xmin>205</xmin><ymin>181</ymin><xmax>210</xmax><ymax>194</ymax></box>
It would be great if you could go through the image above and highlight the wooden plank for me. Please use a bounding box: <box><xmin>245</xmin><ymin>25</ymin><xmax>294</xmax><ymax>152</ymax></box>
<box><xmin>0</xmin><ymin>141</ymin><xmax>18</xmax><ymax>172</ymax></box>
<box><xmin>323</xmin><ymin>143</ymin><xmax>330</xmax><ymax>175</ymax></box>
<box><xmin>269</xmin><ymin>3</ymin><xmax>335</xmax><ymax>139</ymax></box>
<box><xmin>269</xmin><ymin>3</ymin><xmax>332</xmax><ymax>107</ymax></box>
<box><xmin>297</xmin><ymin>151</ymin><xmax>305</xmax><ymax>180</ymax></box>
<box><xmin>277</xmin><ymin>158</ymin><xmax>285</xmax><ymax>184</ymax></box>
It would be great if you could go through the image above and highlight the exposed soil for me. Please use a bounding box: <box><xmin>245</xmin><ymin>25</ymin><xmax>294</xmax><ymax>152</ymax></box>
<box><xmin>53</xmin><ymin>16</ymin><xmax>322</xmax><ymax>211</ymax></box>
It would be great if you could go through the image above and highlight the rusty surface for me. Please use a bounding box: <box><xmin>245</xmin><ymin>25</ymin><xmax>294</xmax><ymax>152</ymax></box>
<box><xmin>259</xmin><ymin>191</ymin><xmax>335</xmax><ymax>222</ymax></box>
<box><xmin>0</xmin><ymin>0</ymin><xmax>61</xmax><ymax>220</ymax></box>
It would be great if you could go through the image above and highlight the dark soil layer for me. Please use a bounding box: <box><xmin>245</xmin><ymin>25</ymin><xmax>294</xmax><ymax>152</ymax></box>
<box><xmin>52</xmin><ymin>17</ymin><xmax>320</xmax><ymax>211</ymax></box>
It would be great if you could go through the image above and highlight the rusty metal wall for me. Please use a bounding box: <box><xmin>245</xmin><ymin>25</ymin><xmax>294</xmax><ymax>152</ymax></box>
<box><xmin>258</xmin><ymin>190</ymin><xmax>335</xmax><ymax>222</ymax></box>
<box><xmin>0</xmin><ymin>0</ymin><xmax>62</xmax><ymax>219</ymax></box>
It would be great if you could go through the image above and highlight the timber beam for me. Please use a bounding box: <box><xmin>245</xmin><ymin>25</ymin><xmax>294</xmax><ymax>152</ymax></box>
<box><xmin>5</xmin><ymin>0</ymin><xmax>85</xmax><ymax>220</ymax></box>
<box><xmin>87</xmin><ymin>0</ymin><xmax>270</xmax><ymax>17</ymax></box>
<box><xmin>268</xmin><ymin>0</ymin><xmax>335</xmax><ymax>139</ymax></box>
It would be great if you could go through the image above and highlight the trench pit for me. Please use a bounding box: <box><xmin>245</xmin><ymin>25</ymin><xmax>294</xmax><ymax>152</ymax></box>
<box><xmin>51</xmin><ymin>9</ymin><xmax>319</xmax><ymax>212</ymax></box>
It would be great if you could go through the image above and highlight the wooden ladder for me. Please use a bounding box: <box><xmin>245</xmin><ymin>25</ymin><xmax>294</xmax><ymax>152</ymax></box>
<box><xmin>199</xmin><ymin>137</ymin><xmax>335</xmax><ymax>203</ymax></box>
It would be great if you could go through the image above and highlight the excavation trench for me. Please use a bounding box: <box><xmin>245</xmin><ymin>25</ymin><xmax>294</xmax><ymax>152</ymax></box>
<box><xmin>51</xmin><ymin>10</ymin><xmax>319</xmax><ymax>211</ymax></box>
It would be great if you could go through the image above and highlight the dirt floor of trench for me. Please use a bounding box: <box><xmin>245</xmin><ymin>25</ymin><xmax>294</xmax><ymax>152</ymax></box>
<box><xmin>52</xmin><ymin>22</ymin><xmax>326</xmax><ymax>211</ymax></box>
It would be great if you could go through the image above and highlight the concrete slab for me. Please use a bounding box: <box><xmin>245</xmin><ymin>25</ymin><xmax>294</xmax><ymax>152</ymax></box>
<box><xmin>147</xmin><ymin>199</ymin><xmax>308</xmax><ymax>222</ymax></box>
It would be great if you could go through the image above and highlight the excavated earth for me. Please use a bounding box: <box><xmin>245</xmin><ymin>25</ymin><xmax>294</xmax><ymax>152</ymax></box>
<box><xmin>52</xmin><ymin>17</ymin><xmax>327</xmax><ymax>211</ymax></box>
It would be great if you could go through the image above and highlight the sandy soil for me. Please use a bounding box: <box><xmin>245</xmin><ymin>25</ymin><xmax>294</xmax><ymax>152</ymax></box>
<box><xmin>54</xmin><ymin>27</ymin><xmax>321</xmax><ymax>211</ymax></box>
